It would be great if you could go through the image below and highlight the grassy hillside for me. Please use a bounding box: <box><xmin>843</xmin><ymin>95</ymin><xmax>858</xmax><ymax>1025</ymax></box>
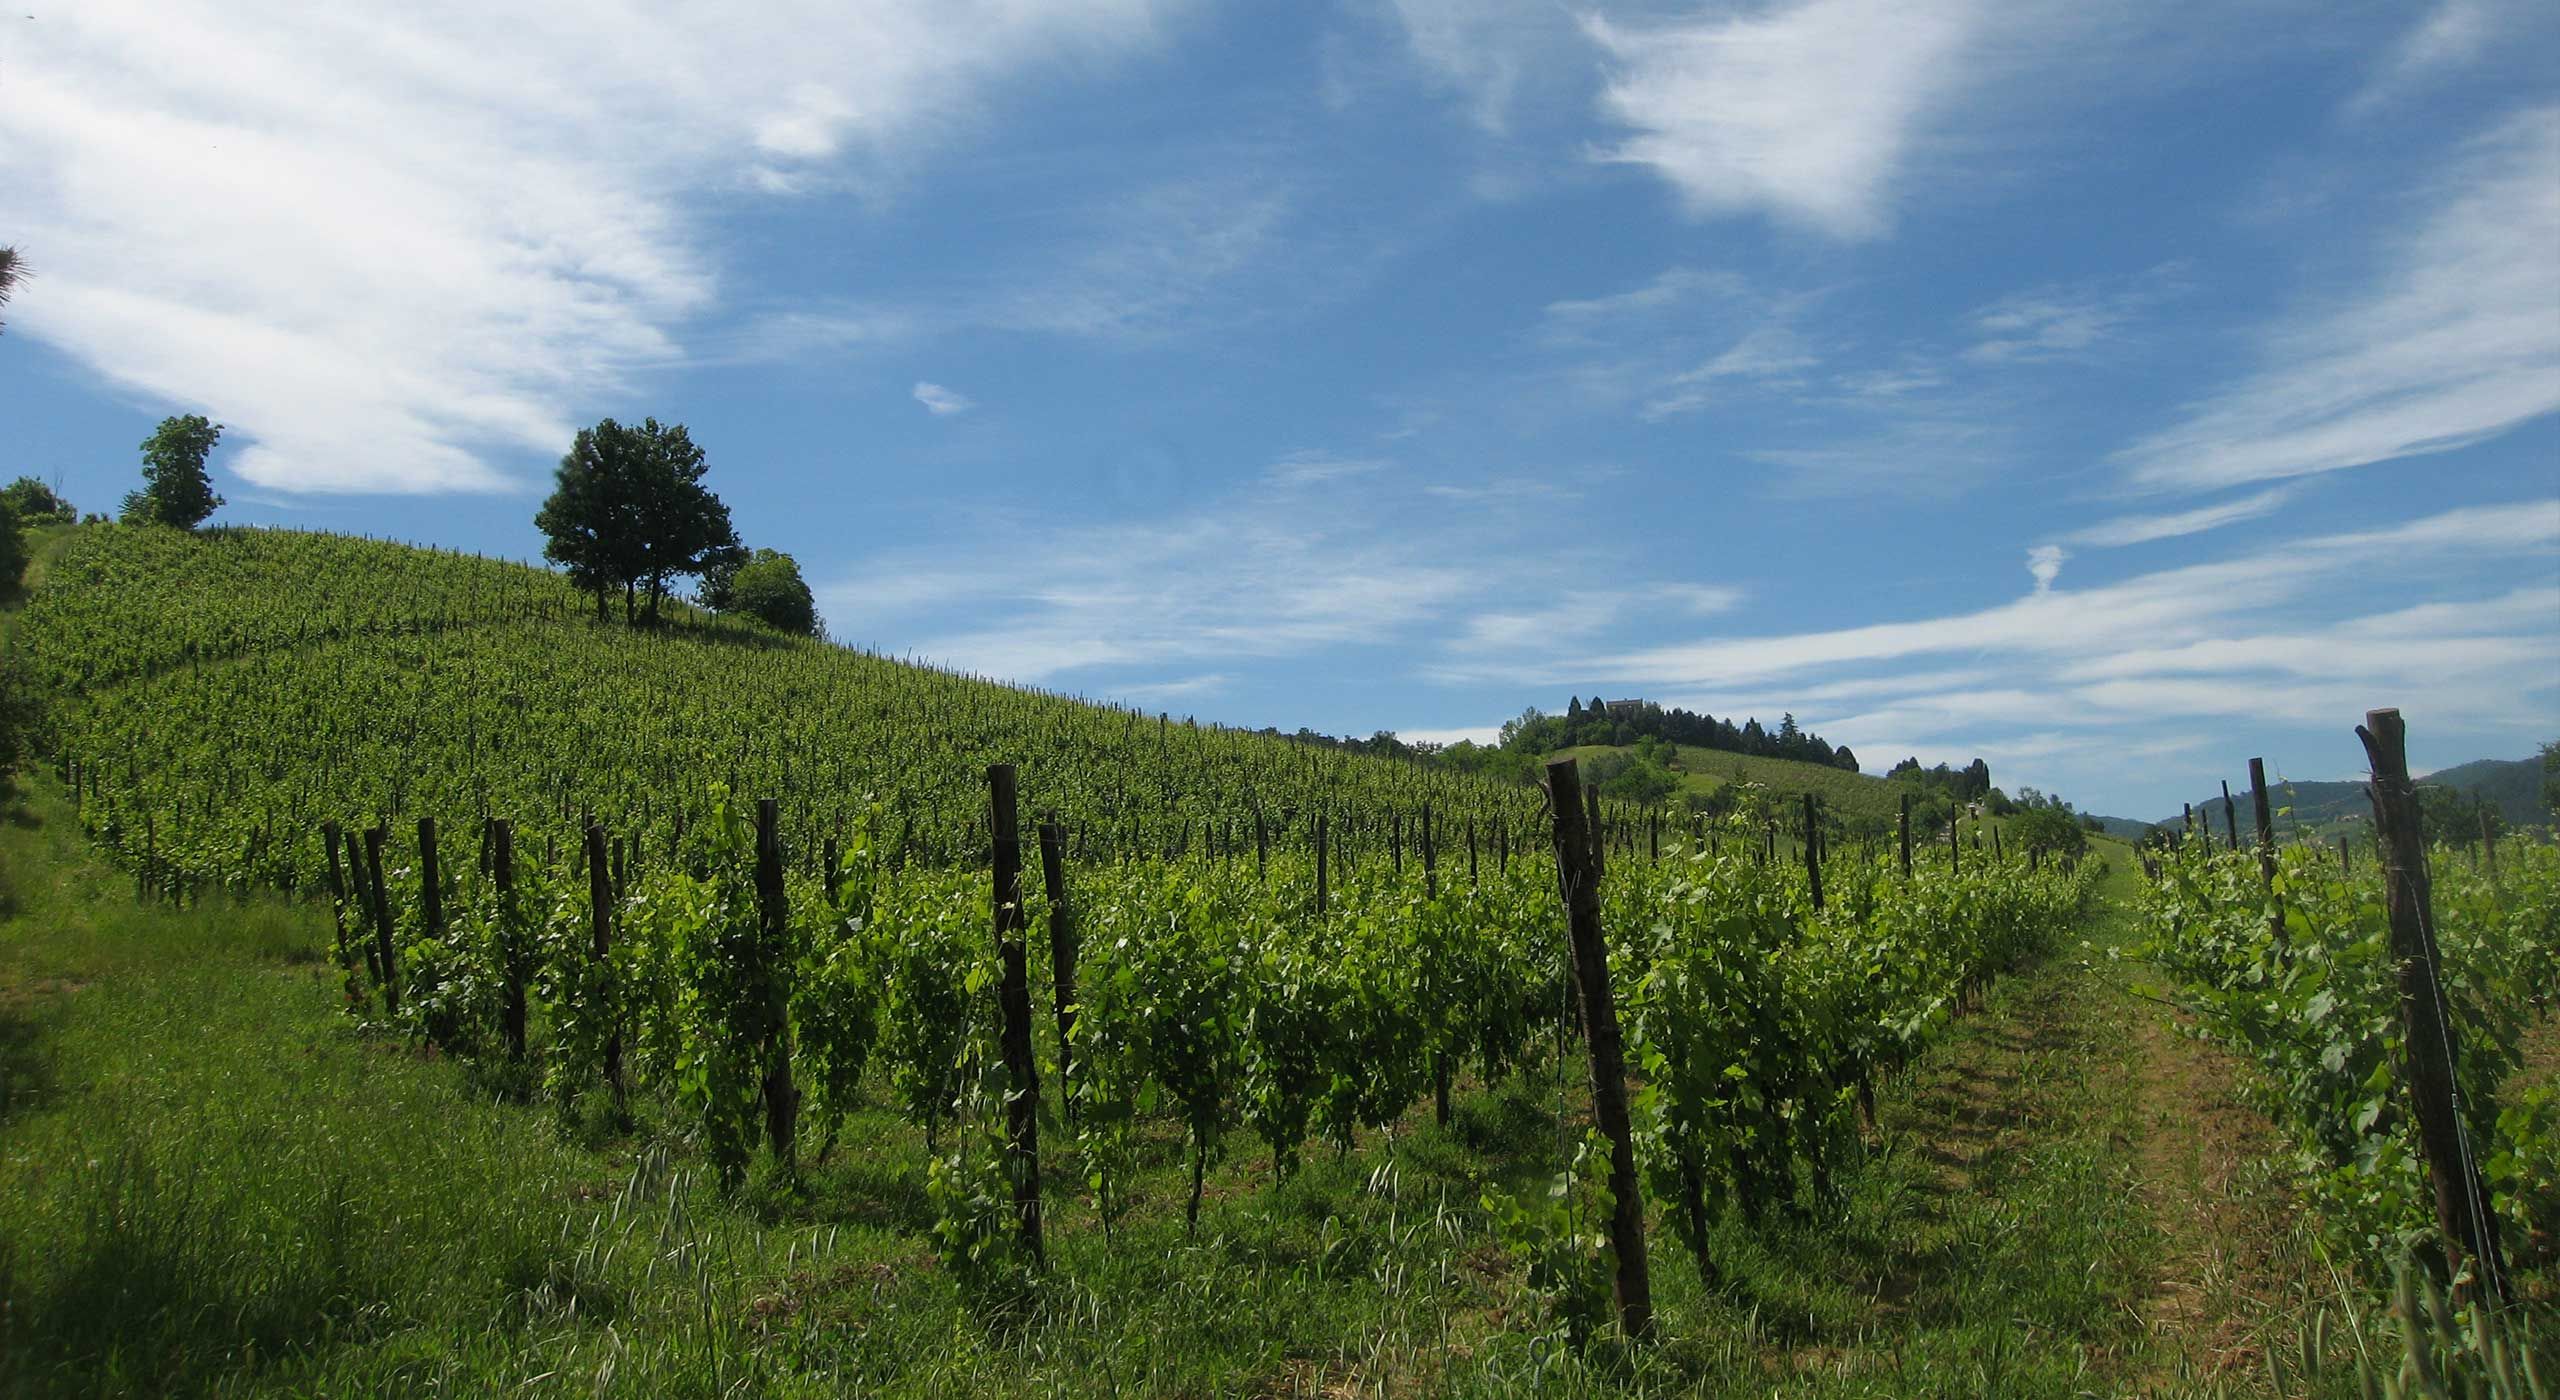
<box><xmin>13</xmin><ymin>525</ymin><xmax>1535</xmax><ymax>893</ymax></box>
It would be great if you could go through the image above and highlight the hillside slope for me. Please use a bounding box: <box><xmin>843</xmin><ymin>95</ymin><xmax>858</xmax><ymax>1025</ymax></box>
<box><xmin>13</xmin><ymin>525</ymin><xmax>1535</xmax><ymax>893</ymax></box>
<box><xmin>2168</xmin><ymin>754</ymin><xmax>2551</xmax><ymax>841</ymax></box>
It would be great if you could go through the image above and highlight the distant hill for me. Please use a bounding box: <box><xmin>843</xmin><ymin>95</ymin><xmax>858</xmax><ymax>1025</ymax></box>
<box><xmin>2084</xmin><ymin>814</ymin><xmax>2159</xmax><ymax>842</ymax></box>
<box><xmin>2162</xmin><ymin>755</ymin><xmax>2550</xmax><ymax>841</ymax></box>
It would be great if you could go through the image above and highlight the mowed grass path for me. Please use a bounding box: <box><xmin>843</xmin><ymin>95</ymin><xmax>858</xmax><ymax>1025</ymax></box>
<box><xmin>0</xmin><ymin>765</ymin><xmax>2321</xmax><ymax>1397</ymax></box>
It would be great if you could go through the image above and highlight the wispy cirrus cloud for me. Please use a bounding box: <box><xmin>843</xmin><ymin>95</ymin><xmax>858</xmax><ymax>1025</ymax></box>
<box><xmin>1962</xmin><ymin>263</ymin><xmax>2189</xmax><ymax>364</ymax></box>
<box><xmin>2059</xmin><ymin>486</ymin><xmax>2296</xmax><ymax>548</ymax></box>
<box><xmin>0</xmin><ymin>1</ymin><xmax>1185</xmax><ymax>493</ymax></box>
<box><xmin>912</xmin><ymin>381</ymin><xmax>974</xmax><ymax>416</ymax></box>
<box><xmin>2115</xmin><ymin>106</ymin><xmax>2560</xmax><ymax>495</ymax></box>
<box><xmin>1582</xmin><ymin>0</ymin><xmax>1988</xmax><ymax>239</ymax></box>
<box><xmin>1419</xmin><ymin>500</ymin><xmax>2560</xmax><ymax>797</ymax></box>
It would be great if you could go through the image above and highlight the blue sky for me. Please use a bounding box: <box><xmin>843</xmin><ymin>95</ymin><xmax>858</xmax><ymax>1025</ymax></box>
<box><xmin>3</xmin><ymin>0</ymin><xmax>2556</xmax><ymax>819</ymax></box>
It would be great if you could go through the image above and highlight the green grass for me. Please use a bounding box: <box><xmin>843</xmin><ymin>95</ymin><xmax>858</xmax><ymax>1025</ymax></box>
<box><xmin>0</xmin><ymin>765</ymin><xmax>2297</xmax><ymax>1397</ymax></box>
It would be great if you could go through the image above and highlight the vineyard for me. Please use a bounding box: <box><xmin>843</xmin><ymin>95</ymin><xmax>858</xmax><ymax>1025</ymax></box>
<box><xmin>0</xmin><ymin>523</ymin><xmax>2553</xmax><ymax>1396</ymax></box>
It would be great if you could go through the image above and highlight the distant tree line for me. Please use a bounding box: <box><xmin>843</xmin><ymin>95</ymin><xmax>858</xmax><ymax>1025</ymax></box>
<box><xmin>1497</xmin><ymin>697</ymin><xmax>1863</xmax><ymax>772</ymax></box>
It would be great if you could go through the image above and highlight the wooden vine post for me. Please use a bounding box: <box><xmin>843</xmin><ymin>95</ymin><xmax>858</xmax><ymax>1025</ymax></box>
<box><xmin>492</xmin><ymin>818</ymin><xmax>525</xmax><ymax>1063</ymax></box>
<box><xmin>1545</xmin><ymin>757</ymin><xmax>1654</xmax><ymax>1341</ymax></box>
<box><xmin>320</xmin><ymin>820</ymin><xmax>353</xmax><ymax>978</ymax></box>
<box><xmin>416</xmin><ymin>817</ymin><xmax>445</xmax><ymax>943</ymax></box>
<box><xmin>2249</xmin><ymin>757</ymin><xmax>2283</xmax><ymax>953</ymax></box>
<box><xmin>1802</xmin><ymin>792</ymin><xmax>1823</xmax><ymax>912</ymax></box>
<box><xmin>363</xmin><ymin>825</ymin><xmax>399</xmax><ymax>1015</ymax></box>
<box><xmin>987</xmin><ymin>765</ymin><xmax>1045</xmax><ymax>1265</ymax></box>
<box><xmin>1948</xmin><ymin>814</ymin><xmax>1961</xmax><ymax>876</ymax></box>
<box><xmin>753</xmin><ymin>798</ymin><xmax>800</xmax><ymax>1174</ymax></box>
<box><xmin>1037</xmin><ymin>813</ymin><xmax>1076</xmax><ymax>1126</ymax></box>
<box><xmin>584</xmin><ymin>823</ymin><xmax>625</xmax><ymax>1121</ymax></box>
<box><xmin>2222</xmin><ymin>780</ymin><xmax>2239</xmax><ymax>852</ymax></box>
<box><xmin>1315</xmin><ymin>812</ymin><xmax>1329</xmax><ymax>915</ymax></box>
<box><xmin>2356</xmin><ymin>709</ymin><xmax>2510</xmax><ymax>1304</ymax></box>
<box><xmin>1898</xmin><ymin>792</ymin><xmax>1913</xmax><ymax>880</ymax></box>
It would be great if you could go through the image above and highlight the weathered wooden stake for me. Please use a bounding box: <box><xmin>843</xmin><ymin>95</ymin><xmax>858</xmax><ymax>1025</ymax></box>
<box><xmin>754</xmin><ymin>799</ymin><xmax>800</xmax><ymax>1175</ymax></box>
<box><xmin>2222</xmin><ymin>780</ymin><xmax>2239</xmax><ymax>852</ymax></box>
<box><xmin>1899</xmin><ymin>793</ymin><xmax>1913</xmax><ymax>880</ymax></box>
<box><xmin>1545</xmin><ymin>758</ymin><xmax>1653</xmax><ymax>1341</ymax></box>
<box><xmin>320</xmin><ymin>821</ymin><xmax>353</xmax><ymax>977</ymax></box>
<box><xmin>1038</xmin><ymin>814</ymin><xmax>1076</xmax><ymax>1126</ymax></box>
<box><xmin>987</xmin><ymin>766</ymin><xmax>1044</xmax><ymax>1265</ymax></box>
<box><xmin>416</xmin><ymin>817</ymin><xmax>445</xmax><ymax>944</ymax></box>
<box><xmin>1315</xmin><ymin>813</ymin><xmax>1329</xmax><ymax>915</ymax></box>
<box><xmin>585</xmin><ymin>824</ymin><xmax>625</xmax><ymax>1120</ymax></box>
<box><xmin>363</xmin><ymin>825</ymin><xmax>399</xmax><ymax>1015</ymax></box>
<box><xmin>1803</xmin><ymin>792</ymin><xmax>1823</xmax><ymax>913</ymax></box>
<box><xmin>2357</xmin><ymin>709</ymin><xmax>2509</xmax><ymax>1304</ymax></box>
<box><xmin>493</xmin><ymin>818</ymin><xmax>524</xmax><ymax>1063</ymax></box>
<box><xmin>2247</xmin><ymin>757</ymin><xmax>2284</xmax><ymax>953</ymax></box>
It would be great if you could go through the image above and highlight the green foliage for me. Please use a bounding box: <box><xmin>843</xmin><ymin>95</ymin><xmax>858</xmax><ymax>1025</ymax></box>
<box><xmin>727</xmin><ymin>548</ymin><xmax>818</xmax><ymax>636</ymax></box>
<box><xmin>0</xmin><ymin>244</ymin><xmax>22</xmax><ymax>333</ymax></box>
<box><xmin>0</xmin><ymin>496</ymin><xmax>24</xmax><ymax>604</ymax></box>
<box><xmin>2</xmin><ymin>477</ymin><xmax>74</xmax><ymax>526</ymax></box>
<box><xmin>534</xmin><ymin>418</ymin><xmax>736</xmax><ymax>623</ymax></box>
<box><xmin>2130</xmin><ymin>839</ymin><xmax>2560</xmax><ymax>1302</ymax></box>
<box><xmin>2007</xmin><ymin>803</ymin><xmax>2089</xmax><ymax>858</ymax></box>
<box><xmin>126</xmin><ymin>414</ymin><xmax>225</xmax><ymax>529</ymax></box>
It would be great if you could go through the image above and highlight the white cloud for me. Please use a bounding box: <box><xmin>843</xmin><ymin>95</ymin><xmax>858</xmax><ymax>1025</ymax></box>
<box><xmin>912</xmin><ymin>381</ymin><xmax>974</xmax><ymax>417</ymax></box>
<box><xmin>1963</xmin><ymin>264</ymin><xmax>2188</xmax><ymax>363</ymax></box>
<box><xmin>978</xmin><ymin>172</ymin><xmax>1298</xmax><ymax>342</ymax></box>
<box><xmin>1641</xmin><ymin>326</ymin><xmax>1821</xmax><ymax>419</ymax></box>
<box><xmin>2115</xmin><ymin>107</ymin><xmax>2560</xmax><ymax>494</ymax></box>
<box><xmin>1266</xmin><ymin>450</ymin><xmax>1387</xmax><ymax>486</ymax></box>
<box><xmin>2059</xmin><ymin>486</ymin><xmax>2296</xmax><ymax>549</ymax></box>
<box><xmin>1583</xmin><ymin>0</ymin><xmax>1986</xmax><ymax>239</ymax></box>
<box><xmin>0</xmin><ymin>1</ymin><xmax>1182</xmax><ymax>493</ymax></box>
<box><xmin>1113</xmin><ymin>673</ymin><xmax>1233</xmax><ymax>704</ymax></box>
<box><xmin>1396</xmin><ymin>724</ymin><xmax>1505</xmax><ymax>748</ymax></box>
<box><xmin>1385</xmin><ymin>0</ymin><xmax>1572</xmax><ymax>133</ymax></box>
<box><xmin>2025</xmin><ymin>545</ymin><xmax>2065</xmax><ymax>593</ymax></box>
<box><xmin>2346</xmin><ymin>0</ymin><xmax>2508</xmax><ymax>117</ymax></box>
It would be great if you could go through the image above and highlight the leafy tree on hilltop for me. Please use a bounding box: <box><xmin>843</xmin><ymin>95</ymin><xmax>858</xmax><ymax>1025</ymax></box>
<box><xmin>121</xmin><ymin>415</ymin><xmax>225</xmax><ymax>529</ymax></box>
<box><xmin>3</xmin><ymin>477</ymin><xmax>75</xmax><ymax>525</ymax></box>
<box><xmin>0</xmin><ymin>245</ymin><xmax>23</xmax><ymax>333</ymax></box>
<box><xmin>695</xmin><ymin>538</ymin><xmax>751</xmax><ymax>611</ymax></box>
<box><xmin>0</xmin><ymin>496</ymin><xmax>26</xmax><ymax>601</ymax></box>
<box><xmin>536</xmin><ymin>418</ymin><xmax>737</xmax><ymax>625</ymax></box>
<box><xmin>729</xmin><ymin>549</ymin><xmax>820</xmax><ymax>637</ymax></box>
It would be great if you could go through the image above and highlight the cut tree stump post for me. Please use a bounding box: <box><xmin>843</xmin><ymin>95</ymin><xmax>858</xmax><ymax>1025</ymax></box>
<box><xmin>493</xmin><ymin>818</ymin><xmax>524</xmax><ymax>1063</ymax></box>
<box><xmin>1315</xmin><ymin>813</ymin><xmax>1329</xmax><ymax>915</ymax></box>
<box><xmin>416</xmin><ymin>817</ymin><xmax>444</xmax><ymax>945</ymax></box>
<box><xmin>1545</xmin><ymin>758</ymin><xmax>1653</xmax><ymax>1341</ymax></box>
<box><xmin>987</xmin><ymin>766</ymin><xmax>1044</xmax><ymax>1266</ymax></box>
<box><xmin>2357</xmin><ymin>709</ymin><xmax>2510</xmax><ymax>1304</ymax></box>
<box><xmin>754</xmin><ymin>799</ymin><xmax>799</xmax><ymax>1175</ymax></box>
<box><xmin>2250</xmin><ymin>757</ymin><xmax>2283</xmax><ymax>953</ymax></box>
<box><xmin>1803</xmin><ymin>793</ymin><xmax>1823</xmax><ymax>912</ymax></box>
<box><xmin>585</xmin><ymin>824</ymin><xmax>625</xmax><ymax>1121</ymax></box>
<box><xmin>363</xmin><ymin>825</ymin><xmax>399</xmax><ymax>1016</ymax></box>
<box><xmin>1038</xmin><ymin>814</ymin><xmax>1076</xmax><ymax>1126</ymax></box>
<box><xmin>320</xmin><ymin>821</ymin><xmax>353</xmax><ymax>976</ymax></box>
